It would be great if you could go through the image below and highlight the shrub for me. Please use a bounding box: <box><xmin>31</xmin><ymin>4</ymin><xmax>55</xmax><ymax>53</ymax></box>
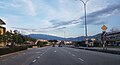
<box><xmin>94</xmin><ymin>41</ymin><xmax>101</xmax><ymax>47</ymax></box>
<box><xmin>74</xmin><ymin>41</ymin><xmax>86</xmax><ymax>47</ymax></box>
<box><xmin>0</xmin><ymin>46</ymin><xmax>28</xmax><ymax>55</ymax></box>
<box><xmin>27</xmin><ymin>45</ymin><xmax>37</xmax><ymax>48</ymax></box>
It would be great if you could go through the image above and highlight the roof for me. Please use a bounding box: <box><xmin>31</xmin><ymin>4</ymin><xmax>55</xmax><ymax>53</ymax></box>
<box><xmin>0</xmin><ymin>26</ymin><xmax>6</xmax><ymax>29</ymax></box>
<box><xmin>0</xmin><ymin>19</ymin><xmax>6</xmax><ymax>25</ymax></box>
<box><xmin>107</xmin><ymin>32</ymin><xmax>120</xmax><ymax>36</ymax></box>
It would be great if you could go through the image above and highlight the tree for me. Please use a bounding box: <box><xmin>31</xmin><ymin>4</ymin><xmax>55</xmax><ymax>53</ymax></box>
<box><xmin>12</xmin><ymin>34</ymin><xmax>24</xmax><ymax>44</ymax></box>
<box><xmin>37</xmin><ymin>41</ymin><xmax>48</xmax><ymax>47</ymax></box>
<box><xmin>4</xmin><ymin>31</ymin><xmax>24</xmax><ymax>46</ymax></box>
<box><xmin>3</xmin><ymin>31</ymin><xmax>15</xmax><ymax>47</ymax></box>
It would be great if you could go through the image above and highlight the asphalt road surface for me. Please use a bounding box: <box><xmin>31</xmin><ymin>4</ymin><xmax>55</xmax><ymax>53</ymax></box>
<box><xmin>0</xmin><ymin>46</ymin><xmax>120</xmax><ymax>65</ymax></box>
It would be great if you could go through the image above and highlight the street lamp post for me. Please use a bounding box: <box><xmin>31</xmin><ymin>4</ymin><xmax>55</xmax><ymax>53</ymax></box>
<box><xmin>78</xmin><ymin>0</ymin><xmax>90</xmax><ymax>48</ymax></box>
<box><xmin>62</xmin><ymin>27</ymin><xmax>66</xmax><ymax>45</ymax></box>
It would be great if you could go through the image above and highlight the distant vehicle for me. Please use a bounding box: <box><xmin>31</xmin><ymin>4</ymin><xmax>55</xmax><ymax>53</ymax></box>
<box><xmin>58</xmin><ymin>45</ymin><xmax>62</xmax><ymax>47</ymax></box>
<box><xmin>58</xmin><ymin>41</ymin><xmax>64</xmax><ymax>47</ymax></box>
<box><xmin>52</xmin><ymin>44</ymin><xmax>55</xmax><ymax>47</ymax></box>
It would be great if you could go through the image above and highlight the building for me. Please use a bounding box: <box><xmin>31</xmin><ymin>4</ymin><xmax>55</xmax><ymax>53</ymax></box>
<box><xmin>0</xmin><ymin>19</ymin><xmax>6</xmax><ymax>47</ymax></box>
<box><xmin>35</xmin><ymin>39</ymin><xmax>48</xmax><ymax>44</ymax></box>
<box><xmin>0</xmin><ymin>19</ymin><xmax>6</xmax><ymax>35</ymax></box>
<box><xmin>106</xmin><ymin>32</ymin><xmax>120</xmax><ymax>46</ymax></box>
<box><xmin>0</xmin><ymin>19</ymin><xmax>6</xmax><ymax>25</ymax></box>
<box><xmin>0</xmin><ymin>26</ymin><xmax>6</xmax><ymax>35</ymax></box>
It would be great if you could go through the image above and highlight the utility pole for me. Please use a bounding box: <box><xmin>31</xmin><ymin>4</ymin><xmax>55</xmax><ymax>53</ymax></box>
<box><xmin>78</xmin><ymin>0</ymin><xmax>90</xmax><ymax>48</ymax></box>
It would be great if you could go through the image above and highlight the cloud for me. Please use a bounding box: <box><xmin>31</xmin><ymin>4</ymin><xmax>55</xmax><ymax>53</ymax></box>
<box><xmin>11</xmin><ymin>27</ymin><xmax>36</xmax><ymax>31</ymax></box>
<box><xmin>49</xmin><ymin>20</ymin><xmax>69</xmax><ymax>27</ymax></box>
<box><xmin>80</xmin><ymin>4</ymin><xmax>120</xmax><ymax>25</ymax></box>
<box><xmin>0</xmin><ymin>0</ymin><xmax>26</xmax><ymax>9</ymax></box>
<box><xmin>0</xmin><ymin>1</ymin><xmax>16</xmax><ymax>8</ymax></box>
<box><xmin>22</xmin><ymin>0</ymin><xmax>36</xmax><ymax>16</ymax></box>
<box><xmin>56</xmin><ymin>27</ymin><xmax>66</xmax><ymax>30</ymax></box>
<box><xmin>0</xmin><ymin>0</ymin><xmax>36</xmax><ymax>16</ymax></box>
<box><xmin>46</xmin><ymin>4</ymin><xmax>120</xmax><ymax>29</ymax></box>
<box><xmin>10</xmin><ymin>27</ymin><xmax>46</xmax><ymax>35</ymax></box>
<box><xmin>93</xmin><ymin>21</ymin><xmax>107</xmax><ymax>25</ymax></box>
<box><xmin>10</xmin><ymin>27</ymin><xmax>51</xmax><ymax>33</ymax></box>
<box><xmin>1</xmin><ymin>0</ymin><xmax>120</xmax><ymax>37</ymax></box>
<box><xmin>48</xmin><ymin>16</ymin><xmax>81</xmax><ymax>29</ymax></box>
<box><xmin>33</xmin><ymin>0</ymin><xmax>81</xmax><ymax>29</ymax></box>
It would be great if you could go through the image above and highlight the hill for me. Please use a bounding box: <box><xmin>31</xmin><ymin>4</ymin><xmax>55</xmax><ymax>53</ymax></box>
<box><xmin>28</xmin><ymin>33</ymin><xmax>101</xmax><ymax>41</ymax></box>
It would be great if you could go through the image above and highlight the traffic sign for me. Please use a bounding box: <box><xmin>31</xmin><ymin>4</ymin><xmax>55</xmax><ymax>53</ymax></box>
<box><xmin>101</xmin><ymin>25</ymin><xmax>107</xmax><ymax>31</ymax></box>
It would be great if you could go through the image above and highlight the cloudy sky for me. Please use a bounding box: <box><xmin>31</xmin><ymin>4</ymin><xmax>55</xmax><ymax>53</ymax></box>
<box><xmin>0</xmin><ymin>0</ymin><xmax>120</xmax><ymax>38</ymax></box>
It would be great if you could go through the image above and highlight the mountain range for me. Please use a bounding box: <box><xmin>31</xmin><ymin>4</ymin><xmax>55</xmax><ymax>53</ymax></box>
<box><xmin>29</xmin><ymin>33</ymin><xmax>101</xmax><ymax>41</ymax></box>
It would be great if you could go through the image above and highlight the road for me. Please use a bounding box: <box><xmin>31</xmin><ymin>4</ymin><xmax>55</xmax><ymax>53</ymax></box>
<box><xmin>0</xmin><ymin>46</ymin><xmax>120</xmax><ymax>65</ymax></box>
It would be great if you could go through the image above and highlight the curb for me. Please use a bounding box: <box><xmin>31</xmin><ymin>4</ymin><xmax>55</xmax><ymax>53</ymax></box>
<box><xmin>68</xmin><ymin>46</ymin><xmax>120</xmax><ymax>55</ymax></box>
<box><xmin>85</xmin><ymin>48</ymin><xmax>120</xmax><ymax>55</ymax></box>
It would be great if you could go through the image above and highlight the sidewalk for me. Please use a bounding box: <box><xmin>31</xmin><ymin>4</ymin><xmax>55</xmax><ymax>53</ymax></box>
<box><xmin>79</xmin><ymin>47</ymin><xmax>120</xmax><ymax>55</ymax></box>
<box><xmin>90</xmin><ymin>47</ymin><xmax>120</xmax><ymax>52</ymax></box>
<box><xmin>66</xmin><ymin>45</ymin><xmax>120</xmax><ymax>55</ymax></box>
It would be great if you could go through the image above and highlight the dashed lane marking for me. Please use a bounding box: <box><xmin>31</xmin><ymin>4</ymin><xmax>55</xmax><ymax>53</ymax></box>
<box><xmin>72</xmin><ymin>54</ymin><xmax>75</xmax><ymax>56</ymax></box>
<box><xmin>78</xmin><ymin>58</ymin><xmax>84</xmax><ymax>61</ymax></box>
<box><xmin>37</xmin><ymin>56</ymin><xmax>40</xmax><ymax>59</ymax></box>
<box><xmin>32</xmin><ymin>59</ymin><xmax>37</xmax><ymax>63</ymax></box>
<box><xmin>36</xmin><ymin>52</ymin><xmax>41</xmax><ymax>54</ymax></box>
<box><xmin>54</xmin><ymin>50</ymin><xmax>57</xmax><ymax>52</ymax></box>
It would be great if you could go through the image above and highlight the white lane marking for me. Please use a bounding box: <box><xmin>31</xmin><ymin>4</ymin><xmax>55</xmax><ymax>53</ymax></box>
<box><xmin>39</xmin><ymin>48</ymin><xmax>51</xmax><ymax>57</ymax></box>
<box><xmin>40</xmin><ymin>51</ymin><xmax>46</xmax><ymax>56</ymax></box>
<box><xmin>78</xmin><ymin>58</ymin><xmax>84</xmax><ymax>61</ymax></box>
<box><xmin>36</xmin><ymin>52</ymin><xmax>41</xmax><ymax>54</ymax></box>
<box><xmin>37</xmin><ymin>56</ymin><xmax>40</xmax><ymax>59</ymax></box>
<box><xmin>54</xmin><ymin>50</ymin><xmax>56</xmax><ymax>52</ymax></box>
<box><xmin>72</xmin><ymin>54</ymin><xmax>75</xmax><ymax>56</ymax></box>
<box><xmin>32</xmin><ymin>59</ymin><xmax>37</xmax><ymax>63</ymax></box>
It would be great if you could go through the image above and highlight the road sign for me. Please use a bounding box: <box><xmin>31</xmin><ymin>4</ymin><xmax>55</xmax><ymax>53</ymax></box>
<box><xmin>101</xmin><ymin>25</ymin><xmax>107</xmax><ymax>31</ymax></box>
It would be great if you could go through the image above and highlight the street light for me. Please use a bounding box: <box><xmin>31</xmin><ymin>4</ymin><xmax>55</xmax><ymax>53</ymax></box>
<box><xmin>63</xmin><ymin>27</ymin><xmax>66</xmax><ymax>45</ymax></box>
<box><xmin>77</xmin><ymin>0</ymin><xmax>90</xmax><ymax>47</ymax></box>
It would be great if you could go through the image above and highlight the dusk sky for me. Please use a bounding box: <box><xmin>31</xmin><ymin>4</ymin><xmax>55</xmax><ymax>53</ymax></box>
<box><xmin>0</xmin><ymin>0</ymin><xmax>120</xmax><ymax>38</ymax></box>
